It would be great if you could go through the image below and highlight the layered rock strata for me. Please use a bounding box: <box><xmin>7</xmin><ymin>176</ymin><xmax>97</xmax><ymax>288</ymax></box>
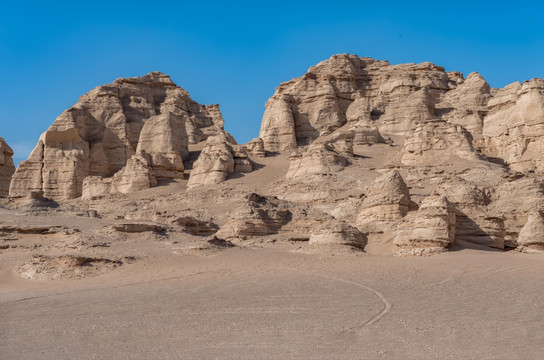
<box><xmin>82</xmin><ymin>154</ymin><xmax>157</xmax><ymax>199</ymax></box>
<box><xmin>217</xmin><ymin>193</ymin><xmax>330</xmax><ymax>240</ymax></box>
<box><xmin>439</xmin><ymin>180</ymin><xmax>505</xmax><ymax>249</ymax></box>
<box><xmin>517</xmin><ymin>211</ymin><xmax>544</xmax><ymax>252</ymax></box>
<box><xmin>10</xmin><ymin>72</ymin><xmax>224</xmax><ymax>200</ymax></box>
<box><xmin>395</xmin><ymin>195</ymin><xmax>456</xmax><ymax>255</ymax></box>
<box><xmin>260</xmin><ymin>54</ymin><xmax>544</xmax><ymax>179</ymax></box>
<box><xmin>286</xmin><ymin>141</ymin><xmax>351</xmax><ymax>179</ymax></box>
<box><xmin>0</xmin><ymin>137</ymin><xmax>15</xmax><ymax>196</ymax></box>
<box><xmin>309</xmin><ymin>220</ymin><xmax>366</xmax><ymax>249</ymax></box>
<box><xmin>260</xmin><ymin>54</ymin><xmax>458</xmax><ymax>152</ymax></box>
<box><xmin>480</xmin><ymin>79</ymin><xmax>544</xmax><ymax>173</ymax></box>
<box><xmin>187</xmin><ymin>132</ymin><xmax>252</xmax><ymax>188</ymax></box>
<box><xmin>356</xmin><ymin>170</ymin><xmax>415</xmax><ymax>233</ymax></box>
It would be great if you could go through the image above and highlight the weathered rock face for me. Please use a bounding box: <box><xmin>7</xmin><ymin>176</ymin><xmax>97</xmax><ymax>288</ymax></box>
<box><xmin>260</xmin><ymin>54</ymin><xmax>456</xmax><ymax>152</ymax></box>
<box><xmin>286</xmin><ymin>138</ymin><xmax>351</xmax><ymax>179</ymax></box>
<box><xmin>356</xmin><ymin>170</ymin><xmax>415</xmax><ymax>233</ymax></box>
<box><xmin>82</xmin><ymin>176</ymin><xmax>112</xmax><ymax>200</ymax></box>
<box><xmin>110</xmin><ymin>154</ymin><xmax>157</xmax><ymax>194</ymax></box>
<box><xmin>260</xmin><ymin>54</ymin><xmax>544</xmax><ymax>179</ymax></box>
<box><xmin>395</xmin><ymin>195</ymin><xmax>456</xmax><ymax>255</ymax></box>
<box><xmin>82</xmin><ymin>154</ymin><xmax>157</xmax><ymax>199</ymax></box>
<box><xmin>216</xmin><ymin>193</ymin><xmax>331</xmax><ymax>241</ymax></box>
<box><xmin>345</xmin><ymin>97</ymin><xmax>385</xmax><ymax>145</ymax></box>
<box><xmin>517</xmin><ymin>211</ymin><xmax>544</xmax><ymax>252</ymax></box>
<box><xmin>135</xmin><ymin>112</ymin><xmax>187</xmax><ymax>179</ymax></box>
<box><xmin>0</xmin><ymin>137</ymin><xmax>15</xmax><ymax>196</ymax></box>
<box><xmin>10</xmin><ymin>72</ymin><xmax>224</xmax><ymax>200</ymax></box>
<box><xmin>245</xmin><ymin>138</ymin><xmax>266</xmax><ymax>158</ymax></box>
<box><xmin>401</xmin><ymin>120</ymin><xmax>484</xmax><ymax>167</ymax></box>
<box><xmin>480</xmin><ymin>79</ymin><xmax>544</xmax><ymax>173</ymax></box>
<box><xmin>9</xmin><ymin>54</ymin><xmax>544</xmax><ymax>258</ymax></box>
<box><xmin>216</xmin><ymin>193</ymin><xmax>292</xmax><ymax>238</ymax></box>
<box><xmin>489</xmin><ymin>177</ymin><xmax>544</xmax><ymax>247</ymax></box>
<box><xmin>309</xmin><ymin>220</ymin><xmax>366</xmax><ymax>249</ymax></box>
<box><xmin>187</xmin><ymin>132</ymin><xmax>252</xmax><ymax>188</ymax></box>
<box><xmin>437</xmin><ymin>72</ymin><xmax>491</xmax><ymax>140</ymax></box>
<box><xmin>439</xmin><ymin>180</ymin><xmax>504</xmax><ymax>249</ymax></box>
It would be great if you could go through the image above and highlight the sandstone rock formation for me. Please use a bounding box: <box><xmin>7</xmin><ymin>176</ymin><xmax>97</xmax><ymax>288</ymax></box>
<box><xmin>356</xmin><ymin>170</ymin><xmax>415</xmax><ymax>233</ymax></box>
<box><xmin>395</xmin><ymin>195</ymin><xmax>456</xmax><ymax>255</ymax></box>
<box><xmin>0</xmin><ymin>137</ymin><xmax>15</xmax><ymax>197</ymax></box>
<box><xmin>10</xmin><ymin>72</ymin><xmax>225</xmax><ymax>200</ymax></box>
<box><xmin>480</xmin><ymin>79</ymin><xmax>544</xmax><ymax>173</ymax></box>
<box><xmin>309</xmin><ymin>220</ymin><xmax>366</xmax><ymax>249</ymax></box>
<box><xmin>517</xmin><ymin>211</ymin><xmax>544</xmax><ymax>252</ymax></box>
<box><xmin>216</xmin><ymin>193</ymin><xmax>330</xmax><ymax>241</ymax></box>
<box><xmin>216</xmin><ymin>193</ymin><xmax>292</xmax><ymax>238</ymax></box>
<box><xmin>401</xmin><ymin>120</ymin><xmax>484</xmax><ymax>167</ymax></box>
<box><xmin>260</xmin><ymin>54</ymin><xmax>457</xmax><ymax>152</ymax></box>
<box><xmin>489</xmin><ymin>177</ymin><xmax>544</xmax><ymax>247</ymax></box>
<box><xmin>187</xmin><ymin>132</ymin><xmax>252</xmax><ymax>188</ymax></box>
<box><xmin>135</xmin><ymin>112</ymin><xmax>187</xmax><ymax>179</ymax></box>
<box><xmin>437</xmin><ymin>72</ymin><xmax>491</xmax><ymax>139</ymax></box>
<box><xmin>244</xmin><ymin>138</ymin><xmax>266</xmax><ymax>158</ymax></box>
<box><xmin>286</xmin><ymin>141</ymin><xmax>351</xmax><ymax>179</ymax></box>
<box><xmin>438</xmin><ymin>180</ymin><xmax>505</xmax><ymax>249</ymax></box>
<box><xmin>82</xmin><ymin>154</ymin><xmax>156</xmax><ymax>199</ymax></box>
<box><xmin>259</xmin><ymin>54</ymin><xmax>544</xmax><ymax>179</ymax></box>
<box><xmin>8</xmin><ymin>54</ymin><xmax>544</xmax><ymax>258</ymax></box>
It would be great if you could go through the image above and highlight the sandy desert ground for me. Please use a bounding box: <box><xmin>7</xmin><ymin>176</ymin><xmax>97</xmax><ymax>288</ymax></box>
<box><xmin>2</xmin><ymin>241</ymin><xmax>544</xmax><ymax>359</ymax></box>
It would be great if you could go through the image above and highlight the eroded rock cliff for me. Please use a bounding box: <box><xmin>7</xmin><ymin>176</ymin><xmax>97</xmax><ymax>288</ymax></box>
<box><xmin>0</xmin><ymin>137</ymin><xmax>15</xmax><ymax>196</ymax></box>
<box><xmin>10</xmin><ymin>72</ymin><xmax>224</xmax><ymax>200</ymax></box>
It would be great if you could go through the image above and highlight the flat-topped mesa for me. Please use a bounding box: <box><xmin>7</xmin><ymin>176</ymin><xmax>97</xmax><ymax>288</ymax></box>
<box><xmin>0</xmin><ymin>137</ymin><xmax>15</xmax><ymax>196</ymax></box>
<box><xmin>10</xmin><ymin>72</ymin><xmax>225</xmax><ymax>200</ymax></box>
<box><xmin>259</xmin><ymin>54</ymin><xmax>459</xmax><ymax>152</ymax></box>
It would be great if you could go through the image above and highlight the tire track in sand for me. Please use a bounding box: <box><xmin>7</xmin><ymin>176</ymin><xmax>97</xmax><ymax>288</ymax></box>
<box><xmin>290</xmin><ymin>268</ymin><xmax>392</xmax><ymax>332</ymax></box>
<box><xmin>323</xmin><ymin>274</ymin><xmax>392</xmax><ymax>331</ymax></box>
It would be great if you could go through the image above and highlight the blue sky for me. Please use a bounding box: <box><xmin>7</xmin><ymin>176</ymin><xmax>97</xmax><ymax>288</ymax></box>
<box><xmin>1</xmin><ymin>0</ymin><xmax>543</xmax><ymax>164</ymax></box>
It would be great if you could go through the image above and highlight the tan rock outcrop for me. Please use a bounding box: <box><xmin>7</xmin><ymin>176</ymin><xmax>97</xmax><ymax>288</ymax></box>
<box><xmin>309</xmin><ymin>220</ymin><xmax>366</xmax><ymax>249</ymax></box>
<box><xmin>286</xmin><ymin>140</ymin><xmax>351</xmax><ymax>179</ymax></box>
<box><xmin>356</xmin><ymin>170</ymin><xmax>415</xmax><ymax>233</ymax></box>
<box><xmin>10</xmin><ymin>54</ymin><xmax>544</xmax><ymax>259</ymax></box>
<box><xmin>489</xmin><ymin>177</ymin><xmax>544</xmax><ymax>247</ymax></box>
<box><xmin>135</xmin><ymin>112</ymin><xmax>187</xmax><ymax>179</ymax></box>
<box><xmin>0</xmin><ymin>137</ymin><xmax>15</xmax><ymax>197</ymax></box>
<box><xmin>438</xmin><ymin>72</ymin><xmax>491</xmax><ymax>140</ymax></box>
<box><xmin>480</xmin><ymin>78</ymin><xmax>544</xmax><ymax>173</ymax></box>
<box><xmin>10</xmin><ymin>72</ymin><xmax>224</xmax><ymax>200</ymax></box>
<box><xmin>245</xmin><ymin>138</ymin><xmax>266</xmax><ymax>158</ymax></box>
<box><xmin>216</xmin><ymin>193</ymin><xmax>330</xmax><ymax>240</ymax></box>
<box><xmin>259</xmin><ymin>54</ymin><xmax>544</xmax><ymax>181</ymax></box>
<box><xmin>517</xmin><ymin>211</ymin><xmax>544</xmax><ymax>252</ymax></box>
<box><xmin>110</xmin><ymin>154</ymin><xmax>157</xmax><ymax>194</ymax></box>
<box><xmin>260</xmin><ymin>54</ymin><xmax>456</xmax><ymax>152</ymax></box>
<box><xmin>82</xmin><ymin>154</ymin><xmax>156</xmax><ymax>199</ymax></box>
<box><xmin>345</xmin><ymin>97</ymin><xmax>385</xmax><ymax>145</ymax></box>
<box><xmin>187</xmin><ymin>132</ymin><xmax>252</xmax><ymax>188</ymax></box>
<box><xmin>439</xmin><ymin>180</ymin><xmax>504</xmax><ymax>249</ymax></box>
<box><xmin>82</xmin><ymin>176</ymin><xmax>112</xmax><ymax>199</ymax></box>
<box><xmin>216</xmin><ymin>193</ymin><xmax>292</xmax><ymax>238</ymax></box>
<box><xmin>401</xmin><ymin>120</ymin><xmax>484</xmax><ymax>167</ymax></box>
<box><xmin>395</xmin><ymin>195</ymin><xmax>456</xmax><ymax>255</ymax></box>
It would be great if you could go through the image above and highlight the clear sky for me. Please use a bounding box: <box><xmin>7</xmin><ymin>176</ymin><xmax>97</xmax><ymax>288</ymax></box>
<box><xmin>1</xmin><ymin>0</ymin><xmax>543</xmax><ymax>164</ymax></box>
